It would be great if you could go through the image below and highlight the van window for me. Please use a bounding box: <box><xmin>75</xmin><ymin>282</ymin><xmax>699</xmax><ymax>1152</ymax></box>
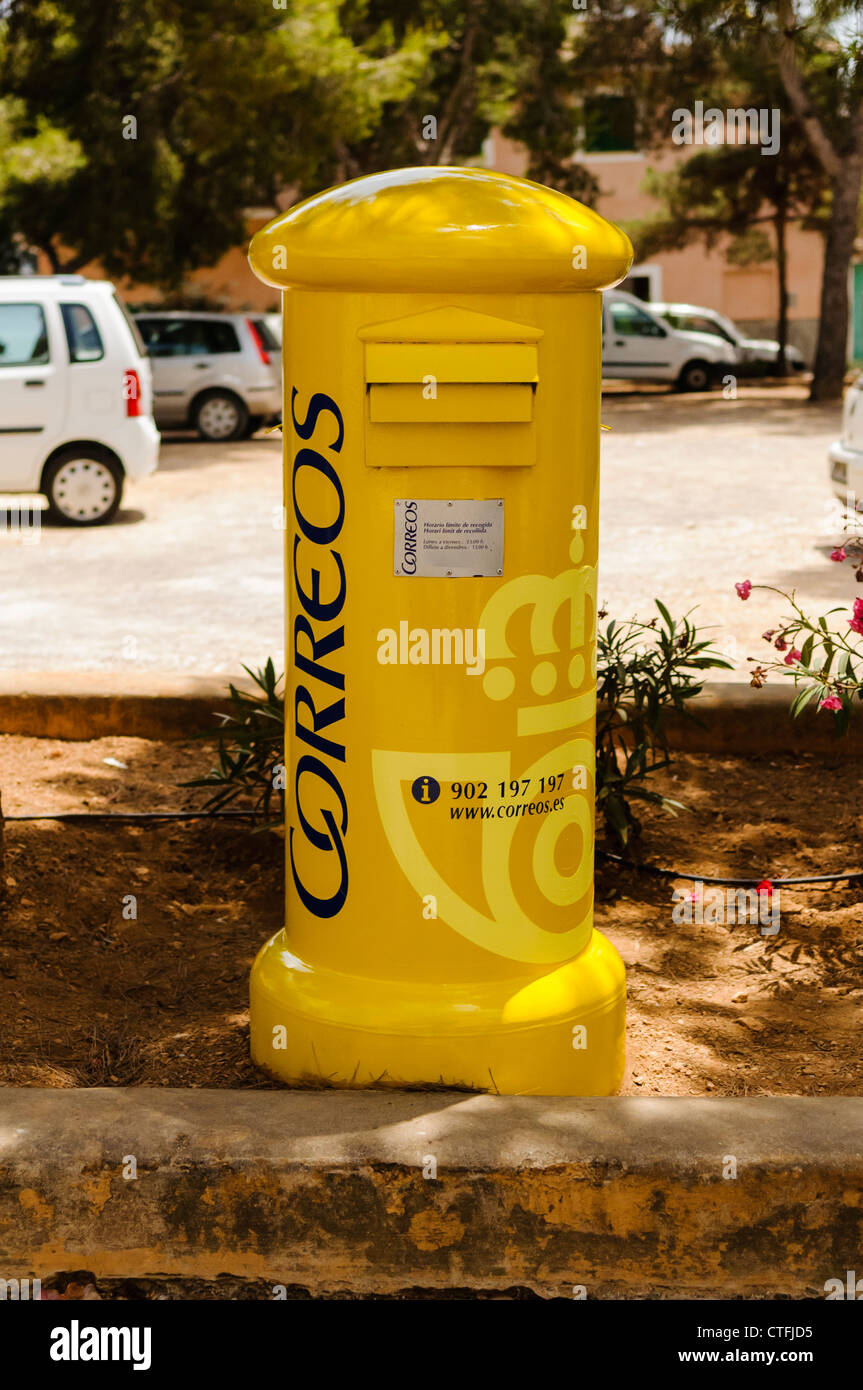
<box><xmin>680</xmin><ymin>314</ymin><xmax>737</xmax><ymax>345</ymax></box>
<box><xmin>61</xmin><ymin>303</ymin><xmax>104</xmax><ymax>362</ymax></box>
<box><xmin>112</xmin><ymin>292</ymin><xmax>146</xmax><ymax>356</ymax></box>
<box><xmin>609</xmin><ymin>301</ymin><xmax>665</xmax><ymax>338</ymax></box>
<box><xmin>0</xmin><ymin>303</ymin><xmax>50</xmax><ymax>366</ymax></box>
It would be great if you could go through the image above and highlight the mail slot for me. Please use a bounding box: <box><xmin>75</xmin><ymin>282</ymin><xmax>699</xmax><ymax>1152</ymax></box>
<box><xmin>368</xmin><ymin>383</ymin><xmax>534</xmax><ymax>424</ymax></box>
<box><xmin>365</xmin><ymin>342</ymin><xmax>539</xmax><ymax>383</ymax></box>
<box><xmin>247</xmin><ymin>166</ymin><xmax>633</xmax><ymax>1096</ymax></box>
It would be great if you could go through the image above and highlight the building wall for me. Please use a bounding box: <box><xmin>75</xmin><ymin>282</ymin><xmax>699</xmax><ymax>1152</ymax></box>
<box><xmin>490</xmin><ymin>133</ymin><xmax>822</xmax><ymax>361</ymax></box>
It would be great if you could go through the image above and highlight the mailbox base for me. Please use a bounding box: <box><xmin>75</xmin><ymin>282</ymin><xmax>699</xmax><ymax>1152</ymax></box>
<box><xmin>250</xmin><ymin>929</ymin><xmax>625</xmax><ymax>1096</ymax></box>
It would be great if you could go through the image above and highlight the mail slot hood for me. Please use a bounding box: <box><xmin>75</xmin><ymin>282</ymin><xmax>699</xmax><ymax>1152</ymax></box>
<box><xmin>360</xmin><ymin>307</ymin><xmax>541</xmax><ymax>465</ymax></box>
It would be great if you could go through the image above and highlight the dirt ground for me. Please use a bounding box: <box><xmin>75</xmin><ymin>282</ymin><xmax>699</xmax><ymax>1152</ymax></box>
<box><xmin>0</xmin><ymin>735</ymin><xmax>860</xmax><ymax>1096</ymax></box>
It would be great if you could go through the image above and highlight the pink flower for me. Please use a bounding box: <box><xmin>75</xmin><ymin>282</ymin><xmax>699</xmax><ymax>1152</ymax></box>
<box><xmin>820</xmin><ymin>695</ymin><xmax>843</xmax><ymax>711</ymax></box>
<box><xmin>774</xmin><ymin>635</ymin><xmax>787</xmax><ymax>651</ymax></box>
<box><xmin>830</xmin><ymin>547</ymin><xmax>847</xmax><ymax>562</ymax></box>
<box><xmin>784</xmin><ymin>649</ymin><xmax>802</xmax><ymax>665</ymax></box>
<box><xmin>848</xmin><ymin>617</ymin><xmax>863</xmax><ymax>635</ymax></box>
<box><xmin>854</xmin><ymin>598</ymin><xmax>863</xmax><ymax>619</ymax></box>
<box><xmin>761</xmin><ymin>629</ymin><xmax>776</xmax><ymax>642</ymax></box>
<box><xmin>735</xmin><ymin>580</ymin><xmax>752</xmax><ymax>600</ymax></box>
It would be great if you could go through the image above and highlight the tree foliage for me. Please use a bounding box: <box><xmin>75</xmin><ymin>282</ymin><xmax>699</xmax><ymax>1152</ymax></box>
<box><xmin>0</xmin><ymin>0</ymin><xmax>598</xmax><ymax>285</ymax></box>
<box><xmin>0</xmin><ymin>0</ymin><xmax>430</xmax><ymax>283</ymax></box>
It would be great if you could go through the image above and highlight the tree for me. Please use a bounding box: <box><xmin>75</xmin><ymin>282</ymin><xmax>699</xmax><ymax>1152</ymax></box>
<box><xmin>573</xmin><ymin>0</ymin><xmax>863</xmax><ymax>400</ymax></box>
<box><xmin>0</xmin><ymin>0</ymin><xmax>602</xmax><ymax>286</ymax></box>
<box><xmin>632</xmin><ymin>135</ymin><xmax>827</xmax><ymax>372</ymax></box>
<box><xmin>657</xmin><ymin>0</ymin><xmax>863</xmax><ymax>400</ymax></box>
<box><xmin>333</xmin><ymin>0</ymin><xmax>597</xmax><ymax>198</ymax></box>
<box><xmin>0</xmin><ymin>95</ymin><xmax>84</xmax><ymax>272</ymax></box>
<box><xmin>771</xmin><ymin>0</ymin><xmax>863</xmax><ymax>399</ymax></box>
<box><xmin>502</xmin><ymin>0</ymin><xmax>599</xmax><ymax>203</ymax></box>
<box><xmin>0</xmin><ymin>0</ymin><xmax>429</xmax><ymax>285</ymax></box>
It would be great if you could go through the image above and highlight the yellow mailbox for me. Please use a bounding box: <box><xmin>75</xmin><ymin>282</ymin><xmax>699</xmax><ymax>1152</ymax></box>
<box><xmin>248</xmin><ymin>167</ymin><xmax>632</xmax><ymax>1095</ymax></box>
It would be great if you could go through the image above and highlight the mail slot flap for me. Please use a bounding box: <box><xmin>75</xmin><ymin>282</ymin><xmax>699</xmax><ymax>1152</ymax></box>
<box><xmin>365</xmin><ymin>342</ymin><xmax>538</xmax><ymax>385</ymax></box>
<box><xmin>369</xmin><ymin>383</ymin><xmax>533</xmax><ymax>424</ymax></box>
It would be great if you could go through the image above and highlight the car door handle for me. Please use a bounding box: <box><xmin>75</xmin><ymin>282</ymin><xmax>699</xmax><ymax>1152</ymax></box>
<box><xmin>194</xmin><ymin>362</ymin><xmax>212</xmax><ymax>369</ymax></box>
<box><xmin>614</xmin><ymin>340</ymin><xmax>625</xmax><ymax>347</ymax></box>
<box><xmin>24</xmin><ymin>380</ymin><xmax>45</xmax><ymax>387</ymax></box>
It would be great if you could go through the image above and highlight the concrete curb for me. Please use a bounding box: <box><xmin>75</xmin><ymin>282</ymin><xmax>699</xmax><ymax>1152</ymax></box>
<box><xmin>0</xmin><ymin>1090</ymin><xmax>860</xmax><ymax>1297</ymax></box>
<box><xmin>0</xmin><ymin>673</ymin><xmax>242</xmax><ymax>740</ymax></box>
<box><xmin>0</xmin><ymin>675</ymin><xmax>859</xmax><ymax>753</ymax></box>
<box><xmin>665</xmin><ymin>682</ymin><xmax>862</xmax><ymax>757</ymax></box>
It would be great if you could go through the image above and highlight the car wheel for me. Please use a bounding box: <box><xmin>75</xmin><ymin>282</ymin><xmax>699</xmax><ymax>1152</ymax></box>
<box><xmin>677</xmin><ymin>359</ymin><xmax>713</xmax><ymax>392</ymax></box>
<box><xmin>43</xmin><ymin>448</ymin><xmax>123</xmax><ymax>526</ymax></box>
<box><xmin>193</xmin><ymin>391</ymin><xmax>248</xmax><ymax>442</ymax></box>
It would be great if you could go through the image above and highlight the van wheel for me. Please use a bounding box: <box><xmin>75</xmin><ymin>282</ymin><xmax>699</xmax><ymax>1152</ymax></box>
<box><xmin>677</xmin><ymin>359</ymin><xmax>713</xmax><ymax>392</ymax></box>
<box><xmin>193</xmin><ymin>390</ymin><xmax>248</xmax><ymax>442</ymax></box>
<box><xmin>43</xmin><ymin>447</ymin><xmax>123</xmax><ymax>526</ymax></box>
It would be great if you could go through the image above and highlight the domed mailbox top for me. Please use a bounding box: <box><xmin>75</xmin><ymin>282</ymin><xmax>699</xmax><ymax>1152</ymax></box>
<box><xmin>249</xmin><ymin>166</ymin><xmax>633</xmax><ymax>294</ymax></box>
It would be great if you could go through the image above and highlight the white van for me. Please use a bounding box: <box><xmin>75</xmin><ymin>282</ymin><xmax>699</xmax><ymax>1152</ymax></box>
<box><xmin>602</xmin><ymin>290</ymin><xmax>738</xmax><ymax>391</ymax></box>
<box><xmin>0</xmin><ymin>276</ymin><xmax>159</xmax><ymax>524</ymax></box>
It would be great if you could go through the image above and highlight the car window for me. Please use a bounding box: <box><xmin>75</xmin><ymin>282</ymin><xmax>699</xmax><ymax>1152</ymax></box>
<box><xmin>61</xmin><ymin>303</ymin><xmax>104</xmax><ymax>362</ymax></box>
<box><xmin>202</xmin><ymin>320</ymin><xmax>241</xmax><ymax>354</ymax></box>
<box><xmin>681</xmin><ymin>314</ymin><xmax>736</xmax><ymax>343</ymax></box>
<box><xmin>136</xmin><ymin>319</ymin><xmax>207</xmax><ymax>357</ymax></box>
<box><xmin>0</xmin><ymin>303</ymin><xmax>50</xmax><ymax>367</ymax></box>
<box><xmin>134</xmin><ymin>317</ymin><xmax>170</xmax><ymax>351</ymax></box>
<box><xmin>135</xmin><ymin>318</ymin><xmax>240</xmax><ymax>356</ymax></box>
<box><xmin>609</xmin><ymin>301</ymin><xmax>664</xmax><ymax>337</ymax></box>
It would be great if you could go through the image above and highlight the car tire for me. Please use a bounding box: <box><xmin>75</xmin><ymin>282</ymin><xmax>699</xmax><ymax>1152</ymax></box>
<box><xmin>193</xmin><ymin>390</ymin><xmax>248</xmax><ymax>442</ymax></box>
<box><xmin>677</xmin><ymin>359</ymin><xmax>714</xmax><ymax>392</ymax></box>
<box><xmin>42</xmin><ymin>447</ymin><xmax>124</xmax><ymax>526</ymax></box>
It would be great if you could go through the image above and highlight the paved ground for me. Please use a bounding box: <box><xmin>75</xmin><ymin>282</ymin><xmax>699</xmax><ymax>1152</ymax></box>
<box><xmin>0</xmin><ymin>385</ymin><xmax>848</xmax><ymax>679</ymax></box>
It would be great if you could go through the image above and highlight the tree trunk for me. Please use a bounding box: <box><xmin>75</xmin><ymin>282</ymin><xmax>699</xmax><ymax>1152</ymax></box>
<box><xmin>774</xmin><ymin>205</ymin><xmax>789</xmax><ymax>376</ymax></box>
<box><xmin>39</xmin><ymin>240</ymin><xmax>61</xmax><ymax>273</ymax></box>
<box><xmin>810</xmin><ymin>167</ymin><xmax>863</xmax><ymax>402</ymax></box>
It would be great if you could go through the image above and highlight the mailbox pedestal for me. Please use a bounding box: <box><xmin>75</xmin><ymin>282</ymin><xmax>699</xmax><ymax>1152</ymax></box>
<box><xmin>248</xmin><ymin>167</ymin><xmax>632</xmax><ymax>1095</ymax></box>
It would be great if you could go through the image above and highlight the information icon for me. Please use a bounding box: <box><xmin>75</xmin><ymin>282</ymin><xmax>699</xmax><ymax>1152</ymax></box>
<box><xmin>411</xmin><ymin>775</ymin><xmax>441</xmax><ymax>805</ymax></box>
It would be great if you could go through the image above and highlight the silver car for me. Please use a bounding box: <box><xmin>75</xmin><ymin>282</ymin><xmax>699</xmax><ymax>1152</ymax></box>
<box><xmin>134</xmin><ymin>310</ymin><xmax>282</xmax><ymax>441</ymax></box>
<box><xmin>652</xmin><ymin>302</ymin><xmax>806</xmax><ymax>375</ymax></box>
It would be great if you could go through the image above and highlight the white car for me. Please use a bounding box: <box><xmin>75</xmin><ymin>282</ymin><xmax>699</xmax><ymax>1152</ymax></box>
<box><xmin>602</xmin><ymin>290</ymin><xmax>738</xmax><ymax>391</ymax></box>
<box><xmin>0</xmin><ymin>275</ymin><xmax>158</xmax><ymax>524</ymax></box>
<box><xmin>653</xmin><ymin>302</ymin><xmax>806</xmax><ymax>375</ymax></box>
<box><xmin>134</xmin><ymin>310</ymin><xmax>282</xmax><ymax>440</ymax></box>
<box><xmin>829</xmin><ymin>377</ymin><xmax>863</xmax><ymax>506</ymax></box>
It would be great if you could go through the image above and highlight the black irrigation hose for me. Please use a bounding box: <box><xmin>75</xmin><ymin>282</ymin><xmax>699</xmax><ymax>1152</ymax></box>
<box><xmin>597</xmin><ymin>848</ymin><xmax>863</xmax><ymax>888</ymax></box>
<box><xmin>4</xmin><ymin>810</ymin><xmax>861</xmax><ymax>888</ymax></box>
<box><xmin>4</xmin><ymin>810</ymin><xmax>258</xmax><ymax>823</ymax></box>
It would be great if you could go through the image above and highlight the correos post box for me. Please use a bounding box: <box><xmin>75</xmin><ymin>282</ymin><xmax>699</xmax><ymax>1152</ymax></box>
<box><xmin>248</xmin><ymin>167</ymin><xmax>632</xmax><ymax>1095</ymax></box>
